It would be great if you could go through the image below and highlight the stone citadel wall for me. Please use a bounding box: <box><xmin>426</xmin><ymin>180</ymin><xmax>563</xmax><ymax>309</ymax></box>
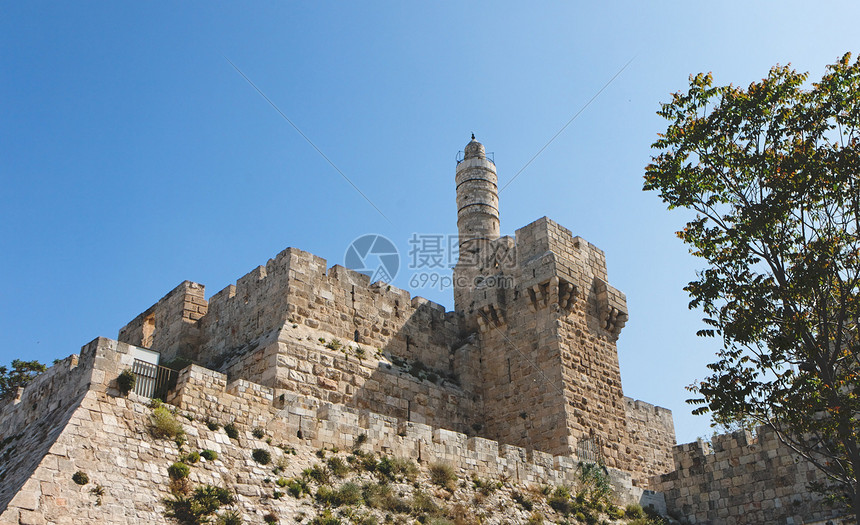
<box><xmin>115</xmin><ymin>217</ymin><xmax>676</xmax><ymax>486</ymax></box>
<box><xmin>653</xmin><ymin>428</ymin><xmax>845</xmax><ymax>525</ymax></box>
<box><xmin>114</xmin><ymin>136</ymin><xmax>677</xmax><ymax>488</ymax></box>
<box><xmin>4</xmin><ymin>136</ymin><xmax>851</xmax><ymax>524</ymax></box>
<box><xmin>0</xmin><ymin>338</ymin><xmax>658</xmax><ymax>525</ymax></box>
<box><xmin>119</xmin><ymin>247</ymin><xmax>479</xmax><ymax>434</ymax></box>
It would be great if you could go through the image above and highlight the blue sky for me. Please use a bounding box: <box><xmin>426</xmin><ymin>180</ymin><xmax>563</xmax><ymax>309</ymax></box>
<box><xmin>2</xmin><ymin>2</ymin><xmax>858</xmax><ymax>444</ymax></box>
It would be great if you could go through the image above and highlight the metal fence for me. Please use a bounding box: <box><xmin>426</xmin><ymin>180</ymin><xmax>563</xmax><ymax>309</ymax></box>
<box><xmin>131</xmin><ymin>359</ymin><xmax>177</xmax><ymax>400</ymax></box>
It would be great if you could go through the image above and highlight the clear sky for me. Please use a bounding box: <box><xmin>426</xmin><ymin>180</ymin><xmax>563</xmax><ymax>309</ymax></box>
<box><xmin>2</xmin><ymin>2</ymin><xmax>858</xmax><ymax>445</ymax></box>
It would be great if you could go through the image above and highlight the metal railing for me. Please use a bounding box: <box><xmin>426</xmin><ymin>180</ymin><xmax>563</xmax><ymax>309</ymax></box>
<box><xmin>455</xmin><ymin>150</ymin><xmax>495</xmax><ymax>164</ymax></box>
<box><xmin>131</xmin><ymin>359</ymin><xmax>177</xmax><ymax>400</ymax></box>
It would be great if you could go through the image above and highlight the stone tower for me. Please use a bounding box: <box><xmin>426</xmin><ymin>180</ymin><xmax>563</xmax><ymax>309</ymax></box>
<box><xmin>453</xmin><ymin>135</ymin><xmax>500</xmax><ymax>312</ymax></box>
<box><xmin>450</xmin><ymin>136</ymin><xmax>640</xmax><ymax>468</ymax></box>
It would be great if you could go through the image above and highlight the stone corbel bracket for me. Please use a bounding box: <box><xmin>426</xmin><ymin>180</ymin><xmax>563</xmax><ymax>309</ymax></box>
<box><xmin>476</xmin><ymin>304</ymin><xmax>505</xmax><ymax>332</ymax></box>
<box><xmin>595</xmin><ymin>278</ymin><xmax>628</xmax><ymax>338</ymax></box>
<box><xmin>527</xmin><ymin>276</ymin><xmax>577</xmax><ymax>313</ymax></box>
<box><xmin>527</xmin><ymin>280</ymin><xmax>550</xmax><ymax>311</ymax></box>
<box><xmin>556</xmin><ymin>277</ymin><xmax>577</xmax><ymax>313</ymax></box>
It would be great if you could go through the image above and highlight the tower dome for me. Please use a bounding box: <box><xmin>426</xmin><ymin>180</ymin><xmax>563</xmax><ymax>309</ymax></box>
<box><xmin>464</xmin><ymin>134</ymin><xmax>486</xmax><ymax>159</ymax></box>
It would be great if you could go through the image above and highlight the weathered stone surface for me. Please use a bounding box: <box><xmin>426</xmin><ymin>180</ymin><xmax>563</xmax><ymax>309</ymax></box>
<box><xmin>0</xmin><ymin>338</ymin><xmax>651</xmax><ymax>523</ymax></box>
<box><xmin>651</xmin><ymin>427</ymin><xmax>845</xmax><ymax>525</ymax></box>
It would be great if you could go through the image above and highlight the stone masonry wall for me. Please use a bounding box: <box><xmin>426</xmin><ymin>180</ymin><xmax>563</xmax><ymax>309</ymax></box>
<box><xmin>282</xmin><ymin>250</ymin><xmax>460</xmax><ymax>373</ymax></box>
<box><xmin>196</xmin><ymin>250</ymin><xmax>296</xmax><ymax>368</ymax></box>
<box><xmin>217</xmin><ymin>323</ymin><xmax>477</xmax><ymax>434</ymax></box>
<box><xmin>519</xmin><ymin>218</ymin><xmax>643</xmax><ymax>481</ymax></box>
<box><xmin>148</xmin><ymin>248</ymin><xmax>463</xmax><ymax>378</ymax></box>
<box><xmin>623</xmin><ymin>398</ymin><xmax>676</xmax><ymax>483</ymax></box>
<box><xmin>112</xmin><ymin>222</ymin><xmax>673</xmax><ymax>492</ymax></box>
<box><xmin>555</xmin><ymin>300</ymin><xmax>628</xmax><ymax>469</ymax></box>
<box><xmin>117</xmin><ymin>248</ymin><xmax>475</xmax><ymax>433</ymax></box>
<box><xmin>467</xmin><ymin>219</ymin><xmax>589</xmax><ymax>459</ymax></box>
<box><xmin>653</xmin><ymin>427</ymin><xmax>843</xmax><ymax>525</ymax></box>
<box><xmin>478</xmin><ymin>298</ymin><xmax>570</xmax><ymax>457</ymax></box>
<box><xmin>117</xmin><ymin>281</ymin><xmax>207</xmax><ymax>363</ymax></box>
<box><xmin>168</xmin><ymin>363</ymin><xmax>647</xmax><ymax>505</ymax></box>
<box><xmin>0</xmin><ymin>337</ymin><xmax>140</xmax><ymax>520</ymax></box>
<box><xmin>466</xmin><ymin>217</ymin><xmax>652</xmax><ymax>483</ymax></box>
<box><xmin>0</xmin><ymin>338</ymin><xmax>654</xmax><ymax>525</ymax></box>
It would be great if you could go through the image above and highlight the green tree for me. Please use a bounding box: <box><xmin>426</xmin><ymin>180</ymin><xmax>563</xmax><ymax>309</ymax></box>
<box><xmin>644</xmin><ymin>53</ymin><xmax>860</xmax><ymax>519</ymax></box>
<box><xmin>0</xmin><ymin>359</ymin><xmax>47</xmax><ymax>399</ymax></box>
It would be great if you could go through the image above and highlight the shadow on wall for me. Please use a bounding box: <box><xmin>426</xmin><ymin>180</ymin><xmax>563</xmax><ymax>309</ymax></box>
<box><xmin>343</xmin><ymin>300</ymin><xmax>483</xmax><ymax>436</ymax></box>
<box><xmin>204</xmin><ymin>275</ymin><xmax>486</xmax><ymax>438</ymax></box>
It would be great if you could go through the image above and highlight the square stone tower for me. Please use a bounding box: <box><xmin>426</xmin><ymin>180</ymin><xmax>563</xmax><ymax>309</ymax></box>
<box><xmin>454</xmin><ymin>137</ymin><xmax>632</xmax><ymax>469</ymax></box>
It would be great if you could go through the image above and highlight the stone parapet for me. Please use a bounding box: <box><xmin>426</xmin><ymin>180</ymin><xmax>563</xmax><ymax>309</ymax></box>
<box><xmin>622</xmin><ymin>397</ymin><xmax>676</xmax><ymax>482</ymax></box>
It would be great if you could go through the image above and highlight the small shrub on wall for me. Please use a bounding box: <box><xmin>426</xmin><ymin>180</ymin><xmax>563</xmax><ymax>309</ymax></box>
<box><xmin>252</xmin><ymin>448</ymin><xmax>271</xmax><ymax>465</ymax></box>
<box><xmin>117</xmin><ymin>369</ymin><xmax>136</xmax><ymax>395</ymax></box>
<box><xmin>150</xmin><ymin>405</ymin><xmax>185</xmax><ymax>445</ymax></box>
<box><xmin>72</xmin><ymin>471</ymin><xmax>89</xmax><ymax>485</ymax></box>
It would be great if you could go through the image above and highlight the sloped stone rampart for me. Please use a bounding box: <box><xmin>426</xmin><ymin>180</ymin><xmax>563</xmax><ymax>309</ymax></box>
<box><xmin>0</xmin><ymin>338</ymin><xmax>142</xmax><ymax>510</ymax></box>
<box><xmin>1</xmin><ymin>338</ymin><xmax>657</xmax><ymax>525</ymax></box>
<box><xmin>0</xmin><ymin>337</ymin><xmax>141</xmax><ymax>521</ymax></box>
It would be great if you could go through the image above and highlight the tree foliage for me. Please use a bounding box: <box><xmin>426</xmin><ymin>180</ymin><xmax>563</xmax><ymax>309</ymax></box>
<box><xmin>0</xmin><ymin>359</ymin><xmax>47</xmax><ymax>399</ymax></box>
<box><xmin>645</xmin><ymin>53</ymin><xmax>860</xmax><ymax>518</ymax></box>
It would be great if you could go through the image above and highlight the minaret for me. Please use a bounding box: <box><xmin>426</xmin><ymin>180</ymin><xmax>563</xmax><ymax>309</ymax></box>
<box><xmin>454</xmin><ymin>135</ymin><xmax>500</xmax><ymax>311</ymax></box>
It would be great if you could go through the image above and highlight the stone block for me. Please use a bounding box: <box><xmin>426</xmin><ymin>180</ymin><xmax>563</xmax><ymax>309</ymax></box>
<box><xmin>10</xmin><ymin>490</ymin><xmax>40</xmax><ymax>511</ymax></box>
<box><xmin>18</xmin><ymin>511</ymin><xmax>46</xmax><ymax>525</ymax></box>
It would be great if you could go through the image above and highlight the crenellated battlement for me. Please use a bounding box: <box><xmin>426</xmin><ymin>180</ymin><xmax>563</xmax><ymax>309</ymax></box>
<box><xmin>166</xmin><ymin>360</ymin><xmax>651</xmax><ymax>505</ymax></box>
<box><xmin>119</xmin><ymin>247</ymin><xmax>457</xmax><ymax>370</ymax></box>
<box><xmin>455</xmin><ymin>216</ymin><xmax>627</xmax><ymax>339</ymax></box>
